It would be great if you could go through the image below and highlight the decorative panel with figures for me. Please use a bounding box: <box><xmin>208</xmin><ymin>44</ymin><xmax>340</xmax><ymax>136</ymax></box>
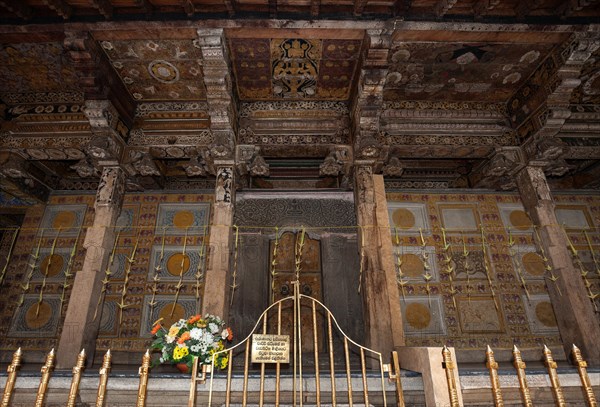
<box><xmin>387</xmin><ymin>192</ymin><xmax>600</xmax><ymax>350</ymax></box>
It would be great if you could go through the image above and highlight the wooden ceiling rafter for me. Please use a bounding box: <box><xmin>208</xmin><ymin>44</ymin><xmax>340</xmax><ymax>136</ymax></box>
<box><xmin>90</xmin><ymin>0</ymin><xmax>113</xmax><ymax>19</ymax></box>
<box><xmin>0</xmin><ymin>0</ymin><xmax>31</xmax><ymax>20</ymax></box>
<box><xmin>183</xmin><ymin>0</ymin><xmax>194</xmax><ymax>16</ymax></box>
<box><xmin>42</xmin><ymin>0</ymin><xmax>72</xmax><ymax>20</ymax></box>
<box><xmin>515</xmin><ymin>0</ymin><xmax>543</xmax><ymax>20</ymax></box>
<box><xmin>310</xmin><ymin>0</ymin><xmax>320</xmax><ymax>17</ymax></box>
<box><xmin>433</xmin><ymin>0</ymin><xmax>457</xmax><ymax>19</ymax></box>
<box><xmin>353</xmin><ymin>0</ymin><xmax>368</xmax><ymax>16</ymax></box>
<box><xmin>559</xmin><ymin>0</ymin><xmax>599</xmax><ymax>18</ymax></box>
<box><xmin>473</xmin><ymin>0</ymin><xmax>500</xmax><ymax>20</ymax></box>
<box><xmin>268</xmin><ymin>0</ymin><xmax>277</xmax><ymax>19</ymax></box>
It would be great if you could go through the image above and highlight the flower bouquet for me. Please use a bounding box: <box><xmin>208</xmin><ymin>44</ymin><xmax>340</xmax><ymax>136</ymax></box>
<box><xmin>151</xmin><ymin>314</ymin><xmax>233</xmax><ymax>371</ymax></box>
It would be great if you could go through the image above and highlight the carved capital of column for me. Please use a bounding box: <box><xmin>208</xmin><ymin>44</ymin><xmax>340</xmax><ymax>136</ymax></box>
<box><xmin>128</xmin><ymin>150</ymin><xmax>161</xmax><ymax>177</ymax></box>
<box><xmin>382</xmin><ymin>156</ymin><xmax>404</xmax><ymax>177</ymax></box>
<box><xmin>84</xmin><ymin>100</ymin><xmax>119</xmax><ymax>129</ymax></box>
<box><xmin>95</xmin><ymin>166</ymin><xmax>125</xmax><ymax>208</ymax></box>
<box><xmin>469</xmin><ymin>147</ymin><xmax>525</xmax><ymax>190</ymax></box>
<box><xmin>83</xmin><ymin>100</ymin><xmax>126</xmax><ymax>168</ymax></box>
<box><xmin>319</xmin><ymin>146</ymin><xmax>352</xmax><ymax>177</ymax></box>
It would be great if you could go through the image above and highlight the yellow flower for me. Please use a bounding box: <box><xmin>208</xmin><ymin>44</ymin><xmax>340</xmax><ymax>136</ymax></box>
<box><xmin>168</xmin><ymin>326</ymin><xmax>180</xmax><ymax>337</ymax></box>
<box><xmin>173</xmin><ymin>345</ymin><xmax>189</xmax><ymax>360</ymax></box>
<box><xmin>219</xmin><ymin>355</ymin><xmax>228</xmax><ymax>369</ymax></box>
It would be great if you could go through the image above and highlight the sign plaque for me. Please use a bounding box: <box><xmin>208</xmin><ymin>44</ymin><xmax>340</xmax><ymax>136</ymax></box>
<box><xmin>251</xmin><ymin>334</ymin><xmax>290</xmax><ymax>364</ymax></box>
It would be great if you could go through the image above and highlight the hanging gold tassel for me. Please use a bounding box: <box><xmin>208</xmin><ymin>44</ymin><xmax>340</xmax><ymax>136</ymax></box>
<box><xmin>0</xmin><ymin>227</ymin><xmax>19</xmax><ymax>287</ymax></box>
<box><xmin>118</xmin><ymin>229</ymin><xmax>141</xmax><ymax>326</ymax></box>
<box><xmin>270</xmin><ymin>226</ymin><xmax>280</xmax><ymax>303</ymax></box>
<box><xmin>94</xmin><ymin>230</ymin><xmax>121</xmax><ymax>321</ymax></box>
<box><xmin>18</xmin><ymin>231</ymin><xmax>44</xmax><ymax>309</ymax></box>
<box><xmin>507</xmin><ymin>228</ymin><xmax>531</xmax><ymax>301</ymax></box>
<box><xmin>1</xmin><ymin>347</ymin><xmax>21</xmax><ymax>407</ymax></box>
<box><xmin>60</xmin><ymin>227</ymin><xmax>82</xmax><ymax>317</ymax></box>
<box><xmin>36</xmin><ymin>228</ymin><xmax>61</xmax><ymax>317</ymax></box>
<box><xmin>230</xmin><ymin>225</ymin><xmax>240</xmax><ymax>306</ymax></box>
<box><xmin>171</xmin><ymin>226</ymin><xmax>189</xmax><ymax>318</ymax></box>
<box><xmin>295</xmin><ymin>226</ymin><xmax>306</xmax><ymax>282</ymax></box>
<box><xmin>149</xmin><ymin>227</ymin><xmax>166</xmax><ymax>321</ymax></box>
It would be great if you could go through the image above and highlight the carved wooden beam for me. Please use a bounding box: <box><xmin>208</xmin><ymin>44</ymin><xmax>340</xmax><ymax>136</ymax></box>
<box><xmin>473</xmin><ymin>0</ymin><xmax>499</xmax><ymax>19</ymax></box>
<box><xmin>90</xmin><ymin>0</ymin><xmax>113</xmax><ymax>19</ymax></box>
<box><xmin>223</xmin><ymin>0</ymin><xmax>235</xmax><ymax>16</ymax></box>
<box><xmin>0</xmin><ymin>0</ymin><xmax>31</xmax><ymax>20</ymax></box>
<box><xmin>559</xmin><ymin>0</ymin><xmax>599</xmax><ymax>18</ymax></box>
<box><xmin>42</xmin><ymin>0</ymin><xmax>72</xmax><ymax>19</ymax></box>
<box><xmin>183</xmin><ymin>0</ymin><xmax>194</xmax><ymax>16</ymax></box>
<box><xmin>310</xmin><ymin>0</ymin><xmax>320</xmax><ymax>17</ymax></box>
<box><xmin>268</xmin><ymin>0</ymin><xmax>277</xmax><ymax>18</ymax></box>
<box><xmin>433</xmin><ymin>0</ymin><xmax>457</xmax><ymax>18</ymax></box>
<box><xmin>133</xmin><ymin>0</ymin><xmax>152</xmax><ymax>15</ymax></box>
<box><xmin>514</xmin><ymin>0</ymin><xmax>543</xmax><ymax>19</ymax></box>
<box><xmin>353</xmin><ymin>0</ymin><xmax>368</xmax><ymax>16</ymax></box>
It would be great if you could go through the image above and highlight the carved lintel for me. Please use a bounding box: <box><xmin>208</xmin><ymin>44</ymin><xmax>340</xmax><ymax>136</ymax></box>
<box><xmin>96</xmin><ymin>166</ymin><xmax>125</xmax><ymax>208</ymax></box>
<box><xmin>469</xmin><ymin>147</ymin><xmax>525</xmax><ymax>190</ymax></box>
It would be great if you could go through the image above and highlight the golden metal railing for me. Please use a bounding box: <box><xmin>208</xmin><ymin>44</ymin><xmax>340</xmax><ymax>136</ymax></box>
<box><xmin>200</xmin><ymin>280</ymin><xmax>400</xmax><ymax>407</ymax></box>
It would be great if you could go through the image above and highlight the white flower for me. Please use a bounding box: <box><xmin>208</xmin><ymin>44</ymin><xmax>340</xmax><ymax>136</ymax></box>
<box><xmin>190</xmin><ymin>344</ymin><xmax>200</xmax><ymax>353</ymax></box>
<box><xmin>190</xmin><ymin>328</ymin><xmax>202</xmax><ymax>340</ymax></box>
<box><xmin>175</xmin><ymin>319</ymin><xmax>186</xmax><ymax>328</ymax></box>
<box><xmin>208</xmin><ymin>323</ymin><xmax>219</xmax><ymax>334</ymax></box>
<box><xmin>221</xmin><ymin>329</ymin><xmax>229</xmax><ymax>340</ymax></box>
<box><xmin>166</xmin><ymin>335</ymin><xmax>175</xmax><ymax>344</ymax></box>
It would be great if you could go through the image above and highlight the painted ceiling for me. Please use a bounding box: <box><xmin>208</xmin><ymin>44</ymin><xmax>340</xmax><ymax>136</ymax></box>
<box><xmin>571</xmin><ymin>46</ymin><xmax>600</xmax><ymax>105</ymax></box>
<box><xmin>0</xmin><ymin>42</ymin><xmax>80</xmax><ymax>96</ymax></box>
<box><xmin>100</xmin><ymin>39</ymin><xmax>206</xmax><ymax>102</ymax></box>
<box><xmin>384</xmin><ymin>42</ymin><xmax>556</xmax><ymax>103</ymax></box>
<box><xmin>229</xmin><ymin>36</ymin><xmax>363</xmax><ymax>101</ymax></box>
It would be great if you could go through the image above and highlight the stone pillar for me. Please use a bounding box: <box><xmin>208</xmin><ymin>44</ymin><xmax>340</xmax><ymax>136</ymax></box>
<box><xmin>56</xmin><ymin>166</ymin><xmax>124</xmax><ymax>369</ymax></box>
<box><xmin>203</xmin><ymin>162</ymin><xmax>235</xmax><ymax>319</ymax></box>
<box><xmin>516</xmin><ymin>165</ymin><xmax>600</xmax><ymax>366</ymax></box>
<box><xmin>354</xmin><ymin>164</ymin><xmax>405</xmax><ymax>357</ymax></box>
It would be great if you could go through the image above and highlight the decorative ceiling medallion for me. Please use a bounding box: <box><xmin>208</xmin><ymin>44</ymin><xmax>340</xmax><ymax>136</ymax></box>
<box><xmin>148</xmin><ymin>60</ymin><xmax>180</xmax><ymax>84</ymax></box>
<box><xmin>272</xmin><ymin>39</ymin><xmax>319</xmax><ymax>99</ymax></box>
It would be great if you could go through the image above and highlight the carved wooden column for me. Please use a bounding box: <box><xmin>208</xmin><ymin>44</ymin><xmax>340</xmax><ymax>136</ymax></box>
<box><xmin>204</xmin><ymin>162</ymin><xmax>235</xmax><ymax>319</ymax></box>
<box><xmin>516</xmin><ymin>164</ymin><xmax>600</xmax><ymax>366</ymax></box>
<box><xmin>354</xmin><ymin>163</ymin><xmax>405</xmax><ymax>356</ymax></box>
<box><xmin>56</xmin><ymin>166</ymin><xmax>125</xmax><ymax>369</ymax></box>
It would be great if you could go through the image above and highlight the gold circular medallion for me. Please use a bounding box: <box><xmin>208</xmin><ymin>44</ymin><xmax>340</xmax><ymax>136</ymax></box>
<box><xmin>39</xmin><ymin>254</ymin><xmax>64</xmax><ymax>277</ymax></box>
<box><xmin>158</xmin><ymin>302</ymin><xmax>185</xmax><ymax>329</ymax></box>
<box><xmin>405</xmin><ymin>303</ymin><xmax>431</xmax><ymax>330</ymax></box>
<box><xmin>52</xmin><ymin>211</ymin><xmax>76</xmax><ymax>230</ymax></box>
<box><xmin>509</xmin><ymin>210</ymin><xmax>532</xmax><ymax>230</ymax></box>
<box><xmin>392</xmin><ymin>208</ymin><xmax>415</xmax><ymax>229</ymax></box>
<box><xmin>400</xmin><ymin>253</ymin><xmax>424</xmax><ymax>277</ymax></box>
<box><xmin>25</xmin><ymin>301</ymin><xmax>52</xmax><ymax>329</ymax></box>
<box><xmin>522</xmin><ymin>252</ymin><xmax>545</xmax><ymax>276</ymax></box>
<box><xmin>173</xmin><ymin>210</ymin><xmax>195</xmax><ymax>229</ymax></box>
<box><xmin>166</xmin><ymin>253</ymin><xmax>191</xmax><ymax>276</ymax></box>
<box><xmin>535</xmin><ymin>301</ymin><xmax>558</xmax><ymax>327</ymax></box>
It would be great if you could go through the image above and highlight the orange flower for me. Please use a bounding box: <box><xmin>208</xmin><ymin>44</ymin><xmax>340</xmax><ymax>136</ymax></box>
<box><xmin>187</xmin><ymin>315</ymin><xmax>201</xmax><ymax>324</ymax></box>
<box><xmin>151</xmin><ymin>324</ymin><xmax>162</xmax><ymax>335</ymax></box>
<box><xmin>178</xmin><ymin>332</ymin><xmax>191</xmax><ymax>344</ymax></box>
<box><xmin>226</xmin><ymin>327</ymin><xmax>233</xmax><ymax>341</ymax></box>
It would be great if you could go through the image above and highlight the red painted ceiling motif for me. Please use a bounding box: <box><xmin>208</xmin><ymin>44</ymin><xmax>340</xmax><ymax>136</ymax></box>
<box><xmin>384</xmin><ymin>42</ymin><xmax>556</xmax><ymax>103</ymax></box>
<box><xmin>229</xmin><ymin>37</ymin><xmax>362</xmax><ymax>101</ymax></box>
<box><xmin>0</xmin><ymin>42</ymin><xmax>80</xmax><ymax>95</ymax></box>
<box><xmin>99</xmin><ymin>39</ymin><xmax>206</xmax><ymax>102</ymax></box>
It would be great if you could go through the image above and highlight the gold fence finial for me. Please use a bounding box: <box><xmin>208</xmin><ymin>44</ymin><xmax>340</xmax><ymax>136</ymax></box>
<box><xmin>136</xmin><ymin>349</ymin><xmax>151</xmax><ymax>407</ymax></box>
<box><xmin>441</xmin><ymin>346</ymin><xmax>460</xmax><ymax>407</ymax></box>
<box><xmin>67</xmin><ymin>349</ymin><xmax>86</xmax><ymax>407</ymax></box>
<box><xmin>34</xmin><ymin>348</ymin><xmax>55</xmax><ymax>407</ymax></box>
<box><xmin>512</xmin><ymin>345</ymin><xmax>533</xmax><ymax>407</ymax></box>
<box><xmin>96</xmin><ymin>349</ymin><xmax>112</xmax><ymax>407</ymax></box>
<box><xmin>1</xmin><ymin>347</ymin><xmax>22</xmax><ymax>407</ymax></box>
<box><xmin>485</xmin><ymin>345</ymin><xmax>504</xmax><ymax>407</ymax></box>
<box><xmin>543</xmin><ymin>345</ymin><xmax>566</xmax><ymax>407</ymax></box>
<box><xmin>572</xmin><ymin>344</ymin><xmax>597</xmax><ymax>407</ymax></box>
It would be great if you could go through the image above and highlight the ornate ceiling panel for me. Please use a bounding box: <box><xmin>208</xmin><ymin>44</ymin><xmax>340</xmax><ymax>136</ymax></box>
<box><xmin>99</xmin><ymin>39</ymin><xmax>206</xmax><ymax>102</ymax></box>
<box><xmin>228</xmin><ymin>35</ymin><xmax>363</xmax><ymax>101</ymax></box>
<box><xmin>384</xmin><ymin>41</ymin><xmax>556</xmax><ymax>102</ymax></box>
<box><xmin>571</xmin><ymin>46</ymin><xmax>600</xmax><ymax>105</ymax></box>
<box><xmin>0</xmin><ymin>42</ymin><xmax>81</xmax><ymax>101</ymax></box>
